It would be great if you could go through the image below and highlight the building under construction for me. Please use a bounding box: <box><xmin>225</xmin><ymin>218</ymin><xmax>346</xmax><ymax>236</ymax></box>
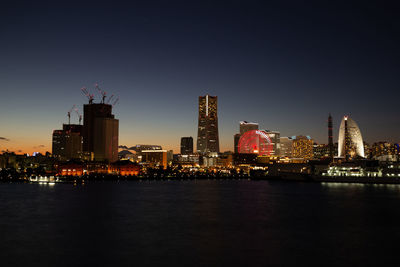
<box><xmin>81</xmin><ymin>85</ymin><xmax>119</xmax><ymax>163</ymax></box>
<box><xmin>83</xmin><ymin>103</ymin><xmax>119</xmax><ymax>162</ymax></box>
<box><xmin>52</xmin><ymin>84</ymin><xmax>119</xmax><ymax>163</ymax></box>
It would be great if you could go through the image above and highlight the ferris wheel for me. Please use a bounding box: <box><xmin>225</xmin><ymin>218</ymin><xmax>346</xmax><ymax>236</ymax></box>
<box><xmin>238</xmin><ymin>130</ymin><xmax>273</xmax><ymax>156</ymax></box>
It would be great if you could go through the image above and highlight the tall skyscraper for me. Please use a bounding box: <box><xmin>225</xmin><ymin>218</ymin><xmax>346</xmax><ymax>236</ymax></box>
<box><xmin>83</xmin><ymin>103</ymin><xmax>119</xmax><ymax>162</ymax></box>
<box><xmin>181</xmin><ymin>137</ymin><xmax>194</xmax><ymax>155</ymax></box>
<box><xmin>197</xmin><ymin>95</ymin><xmax>219</xmax><ymax>154</ymax></box>
<box><xmin>328</xmin><ymin>114</ymin><xmax>333</xmax><ymax>159</ymax></box>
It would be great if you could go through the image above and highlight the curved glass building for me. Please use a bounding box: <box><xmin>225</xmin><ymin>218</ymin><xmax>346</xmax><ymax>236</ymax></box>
<box><xmin>338</xmin><ymin>116</ymin><xmax>365</xmax><ymax>159</ymax></box>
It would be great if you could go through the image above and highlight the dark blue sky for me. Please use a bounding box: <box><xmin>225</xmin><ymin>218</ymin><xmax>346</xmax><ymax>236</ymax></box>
<box><xmin>1</xmin><ymin>0</ymin><xmax>399</xmax><ymax>153</ymax></box>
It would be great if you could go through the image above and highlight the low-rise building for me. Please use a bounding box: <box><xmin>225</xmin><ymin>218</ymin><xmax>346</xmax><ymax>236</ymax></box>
<box><xmin>141</xmin><ymin>150</ymin><xmax>168</xmax><ymax>169</ymax></box>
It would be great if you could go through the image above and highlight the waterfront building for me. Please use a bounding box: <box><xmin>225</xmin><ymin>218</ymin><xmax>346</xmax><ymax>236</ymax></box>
<box><xmin>338</xmin><ymin>116</ymin><xmax>365</xmax><ymax>159</ymax></box>
<box><xmin>292</xmin><ymin>135</ymin><xmax>313</xmax><ymax>160</ymax></box>
<box><xmin>110</xmin><ymin>160</ymin><xmax>140</xmax><ymax>176</ymax></box>
<box><xmin>197</xmin><ymin>94</ymin><xmax>219</xmax><ymax>154</ymax></box>
<box><xmin>83</xmin><ymin>103</ymin><xmax>119</xmax><ymax>162</ymax></box>
<box><xmin>58</xmin><ymin>162</ymin><xmax>84</xmax><ymax>176</ymax></box>
<box><xmin>180</xmin><ymin>137</ymin><xmax>194</xmax><ymax>155</ymax></box>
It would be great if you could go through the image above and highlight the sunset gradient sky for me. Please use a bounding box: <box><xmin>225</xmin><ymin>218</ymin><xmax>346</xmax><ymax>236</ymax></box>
<box><xmin>1</xmin><ymin>0</ymin><xmax>399</xmax><ymax>154</ymax></box>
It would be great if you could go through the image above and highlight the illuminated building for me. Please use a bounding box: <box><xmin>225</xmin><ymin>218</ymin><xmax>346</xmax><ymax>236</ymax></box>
<box><xmin>131</xmin><ymin>145</ymin><xmax>162</xmax><ymax>154</ymax></box>
<box><xmin>323</xmin><ymin>161</ymin><xmax>382</xmax><ymax>177</ymax></box>
<box><xmin>370</xmin><ymin>142</ymin><xmax>398</xmax><ymax>161</ymax></box>
<box><xmin>338</xmin><ymin>116</ymin><xmax>365</xmax><ymax>159</ymax></box>
<box><xmin>197</xmin><ymin>94</ymin><xmax>219</xmax><ymax>154</ymax></box>
<box><xmin>173</xmin><ymin>154</ymin><xmax>199</xmax><ymax>166</ymax></box>
<box><xmin>201</xmin><ymin>152</ymin><xmax>219</xmax><ymax>167</ymax></box>
<box><xmin>118</xmin><ymin>150</ymin><xmax>136</xmax><ymax>161</ymax></box>
<box><xmin>52</xmin><ymin>130</ymin><xmax>65</xmax><ymax>159</ymax></box>
<box><xmin>265</xmin><ymin>130</ymin><xmax>280</xmax><ymax>156</ymax></box>
<box><xmin>217</xmin><ymin>153</ymin><xmax>234</xmax><ymax>168</ymax></box>
<box><xmin>52</xmin><ymin>124</ymin><xmax>83</xmax><ymax>161</ymax></box>
<box><xmin>237</xmin><ymin>130</ymin><xmax>280</xmax><ymax>156</ymax></box>
<box><xmin>58</xmin><ymin>162</ymin><xmax>84</xmax><ymax>176</ymax></box>
<box><xmin>292</xmin><ymin>135</ymin><xmax>313</xmax><ymax>160</ymax></box>
<box><xmin>234</xmin><ymin>121</ymin><xmax>259</xmax><ymax>154</ymax></box>
<box><xmin>167</xmin><ymin>150</ymin><xmax>174</xmax><ymax>166</ymax></box>
<box><xmin>181</xmin><ymin>137</ymin><xmax>194</xmax><ymax>155</ymax></box>
<box><xmin>141</xmin><ymin>150</ymin><xmax>168</xmax><ymax>169</ymax></box>
<box><xmin>280</xmin><ymin>137</ymin><xmax>293</xmax><ymax>158</ymax></box>
<box><xmin>86</xmin><ymin>162</ymin><xmax>109</xmax><ymax>174</ymax></box>
<box><xmin>313</xmin><ymin>143</ymin><xmax>338</xmax><ymax>160</ymax></box>
<box><xmin>83</xmin><ymin>103</ymin><xmax>119</xmax><ymax>162</ymax></box>
<box><xmin>238</xmin><ymin>130</ymin><xmax>273</xmax><ymax>155</ymax></box>
<box><xmin>110</xmin><ymin>161</ymin><xmax>140</xmax><ymax>176</ymax></box>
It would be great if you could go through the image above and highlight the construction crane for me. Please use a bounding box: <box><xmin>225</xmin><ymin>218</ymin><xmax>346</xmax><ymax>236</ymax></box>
<box><xmin>81</xmin><ymin>87</ymin><xmax>94</xmax><ymax>104</ymax></box>
<box><xmin>95</xmin><ymin>83</ymin><xmax>107</xmax><ymax>104</ymax></box>
<box><xmin>67</xmin><ymin>105</ymin><xmax>76</xmax><ymax>125</ymax></box>
<box><xmin>112</xmin><ymin>97</ymin><xmax>119</xmax><ymax>107</ymax></box>
<box><xmin>106</xmin><ymin>94</ymin><xmax>114</xmax><ymax>104</ymax></box>
<box><xmin>74</xmin><ymin>106</ymin><xmax>82</xmax><ymax>125</ymax></box>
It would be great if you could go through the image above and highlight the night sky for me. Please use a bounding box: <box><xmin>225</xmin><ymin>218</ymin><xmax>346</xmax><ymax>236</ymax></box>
<box><xmin>1</xmin><ymin>0</ymin><xmax>399</xmax><ymax>153</ymax></box>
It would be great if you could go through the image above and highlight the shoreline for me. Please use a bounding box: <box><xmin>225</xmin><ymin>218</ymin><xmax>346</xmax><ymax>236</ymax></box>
<box><xmin>2</xmin><ymin>174</ymin><xmax>400</xmax><ymax>185</ymax></box>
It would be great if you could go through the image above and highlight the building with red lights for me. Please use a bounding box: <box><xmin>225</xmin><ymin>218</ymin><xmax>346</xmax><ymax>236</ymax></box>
<box><xmin>58</xmin><ymin>162</ymin><xmax>84</xmax><ymax>176</ymax></box>
<box><xmin>110</xmin><ymin>161</ymin><xmax>140</xmax><ymax>176</ymax></box>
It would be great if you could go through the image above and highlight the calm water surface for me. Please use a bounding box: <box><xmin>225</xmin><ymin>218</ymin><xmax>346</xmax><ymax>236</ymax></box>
<box><xmin>1</xmin><ymin>180</ymin><xmax>400</xmax><ymax>266</ymax></box>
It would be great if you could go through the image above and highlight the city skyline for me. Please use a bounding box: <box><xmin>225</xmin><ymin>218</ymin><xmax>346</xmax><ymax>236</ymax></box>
<box><xmin>2</xmin><ymin>2</ymin><xmax>400</xmax><ymax>266</ymax></box>
<box><xmin>0</xmin><ymin>89</ymin><xmax>397</xmax><ymax>155</ymax></box>
<box><xmin>1</xmin><ymin>1</ymin><xmax>400</xmax><ymax>154</ymax></box>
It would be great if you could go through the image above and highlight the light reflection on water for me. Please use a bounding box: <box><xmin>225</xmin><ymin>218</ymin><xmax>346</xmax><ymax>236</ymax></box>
<box><xmin>1</xmin><ymin>180</ymin><xmax>400</xmax><ymax>266</ymax></box>
<box><xmin>321</xmin><ymin>181</ymin><xmax>400</xmax><ymax>191</ymax></box>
